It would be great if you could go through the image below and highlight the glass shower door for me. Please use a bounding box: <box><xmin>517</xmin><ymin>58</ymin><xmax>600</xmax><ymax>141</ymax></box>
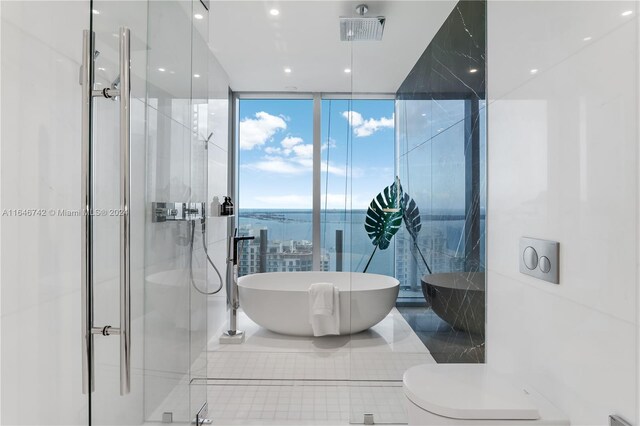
<box><xmin>83</xmin><ymin>2</ymin><xmax>150</xmax><ymax>424</ymax></box>
<box><xmin>144</xmin><ymin>0</ymin><xmax>210</xmax><ymax>422</ymax></box>
<box><xmin>83</xmin><ymin>1</ymin><xmax>208</xmax><ymax>424</ymax></box>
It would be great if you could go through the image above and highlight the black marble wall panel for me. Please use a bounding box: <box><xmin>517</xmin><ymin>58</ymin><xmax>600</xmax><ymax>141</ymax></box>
<box><xmin>395</xmin><ymin>0</ymin><xmax>486</xmax><ymax>363</ymax></box>
<box><xmin>397</xmin><ymin>0</ymin><xmax>486</xmax><ymax>101</ymax></box>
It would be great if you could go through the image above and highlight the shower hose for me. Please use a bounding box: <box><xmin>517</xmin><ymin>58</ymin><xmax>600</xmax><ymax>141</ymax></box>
<box><xmin>189</xmin><ymin>220</ymin><xmax>225</xmax><ymax>295</ymax></box>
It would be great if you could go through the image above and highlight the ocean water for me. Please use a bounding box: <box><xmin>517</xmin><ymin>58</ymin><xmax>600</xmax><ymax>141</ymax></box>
<box><xmin>238</xmin><ymin>209</ymin><xmax>390</xmax><ymax>273</ymax></box>
<box><xmin>237</xmin><ymin>209</ymin><xmax>479</xmax><ymax>277</ymax></box>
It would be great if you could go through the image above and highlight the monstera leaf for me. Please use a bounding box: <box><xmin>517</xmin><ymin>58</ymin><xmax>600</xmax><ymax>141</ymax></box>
<box><xmin>363</xmin><ymin>182</ymin><xmax>403</xmax><ymax>272</ymax></box>
<box><xmin>400</xmin><ymin>191</ymin><xmax>420</xmax><ymax>240</ymax></box>
<box><xmin>362</xmin><ymin>180</ymin><xmax>433</xmax><ymax>274</ymax></box>
<box><xmin>400</xmin><ymin>188</ymin><xmax>432</xmax><ymax>274</ymax></box>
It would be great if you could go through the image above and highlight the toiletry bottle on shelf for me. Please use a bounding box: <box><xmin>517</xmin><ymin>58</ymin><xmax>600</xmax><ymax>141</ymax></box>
<box><xmin>221</xmin><ymin>196</ymin><xmax>234</xmax><ymax>216</ymax></box>
<box><xmin>211</xmin><ymin>196</ymin><xmax>220</xmax><ymax>217</ymax></box>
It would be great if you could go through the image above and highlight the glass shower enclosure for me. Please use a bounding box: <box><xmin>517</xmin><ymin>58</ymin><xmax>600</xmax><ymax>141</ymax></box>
<box><xmin>82</xmin><ymin>0</ymin><xmax>210</xmax><ymax>423</ymax></box>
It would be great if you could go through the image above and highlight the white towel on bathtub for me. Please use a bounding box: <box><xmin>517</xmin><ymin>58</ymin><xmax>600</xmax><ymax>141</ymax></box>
<box><xmin>308</xmin><ymin>282</ymin><xmax>340</xmax><ymax>336</ymax></box>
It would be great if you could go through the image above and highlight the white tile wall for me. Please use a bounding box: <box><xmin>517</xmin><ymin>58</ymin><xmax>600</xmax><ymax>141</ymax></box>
<box><xmin>0</xmin><ymin>1</ymin><xmax>151</xmax><ymax>420</ymax></box>
<box><xmin>487</xmin><ymin>1</ymin><xmax>639</xmax><ymax>425</ymax></box>
<box><xmin>0</xmin><ymin>2</ymin><xmax>89</xmax><ymax>424</ymax></box>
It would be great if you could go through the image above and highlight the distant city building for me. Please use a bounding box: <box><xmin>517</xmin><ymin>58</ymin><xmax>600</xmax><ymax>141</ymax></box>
<box><xmin>237</xmin><ymin>213</ymin><xmax>481</xmax><ymax>300</ymax></box>
<box><xmin>395</xmin><ymin>220</ymin><xmax>469</xmax><ymax>294</ymax></box>
<box><xmin>238</xmin><ymin>225</ymin><xmax>329</xmax><ymax>276</ymax></box>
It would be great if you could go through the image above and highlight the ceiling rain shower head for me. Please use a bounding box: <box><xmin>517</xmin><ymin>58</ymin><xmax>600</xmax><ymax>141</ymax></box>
<box><xmin>340</xmin><ymin>4</ymin><xmax>386</xmax><ymax>41</ymax></box>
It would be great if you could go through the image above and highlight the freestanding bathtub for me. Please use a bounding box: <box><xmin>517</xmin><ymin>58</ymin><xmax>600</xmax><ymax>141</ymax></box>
<box><xmin>238</xmin><ymin>272</ymin><xmax>399</xmax><ymax>336</ymax></box>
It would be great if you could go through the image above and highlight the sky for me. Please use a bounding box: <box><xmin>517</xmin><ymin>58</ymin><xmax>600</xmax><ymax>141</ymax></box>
<box><xmin>238</xmin><ymin>98</ymin><xmax>396</xmax><ymax>210</ymax></box>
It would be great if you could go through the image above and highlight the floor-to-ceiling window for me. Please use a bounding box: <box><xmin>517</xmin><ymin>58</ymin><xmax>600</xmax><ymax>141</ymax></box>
<box><xmin>320</xmin><ymin>98</ymin><xmax>395</xmax><ymax>274</ymax></box>
<box><xmin>236</xmin><ymin>96</ymin><xmax>396</xmax><ymax>277</ymax></box>
<box><xmin>236</xmin><ymin>98</ymin><xmax>316</xmax><ymax>274</ymax></box>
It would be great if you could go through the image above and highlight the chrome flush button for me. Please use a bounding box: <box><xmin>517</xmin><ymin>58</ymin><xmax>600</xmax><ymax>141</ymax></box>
<box><xmin>519</xmin><ymin>237</ymin><xmax>560</xmax><ymax>284</ymax></box>
<box><xmin>523</xmin><ymin>246</ymin><xmax>538</xmax><ymax>270</ymax></box>
<box><xmin>539</xmin><ymin>256</ymin><xmax>551</xmax><ymax>273</ymax></box>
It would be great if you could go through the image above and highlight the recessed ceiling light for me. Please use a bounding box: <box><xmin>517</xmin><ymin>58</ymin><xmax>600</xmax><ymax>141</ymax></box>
<box><xmin>92</xmin><ymin>9</ymin><xmax>100</xmax><ymax>15</ymax></box>
<box><xmin>344</xmin><ymin>68</ymin><xmax>351</xmax><ymax>73</ymax></box>
<box><xmin>284</xmin><ymin>67</ymin><xmax>292</xmax><ymax>73</ymax></box>
<box><xmin>469</xmin><ymin>68</ymin><xmax>478</xmax><ymax>73</ymax></box>
<box><xmin>158</xmin><ymin>67</ymin><xmax>166</xmax><ymax>72</ymax></box>
<box><xmin>270</xmin><ymin>9</ymin><xmax>280</xmax><ymax>16</ymax></box>
<box><xmin>530</xmin><ymin>69</ymin><xmax>539</xmax><ymax>74</ymax></box>
<box><xmin>193</xmin><ymin>74</ymin><xmax>200</xmax><ymax>78</ymax></box>
<box><xmin>583</xmin><ymin>36</ymin><xmax>592</xmax><ymax>41</ymax></box>
<box><xmin>98</xmin><ymin>67</ymin><xmax>105</xmax><ymax>71</ymax></box>
<box><xmin>421</xmin><ymin>113</ymin><xmax>427</xmax><ymax>117</ymax></box>
<box><xmin>194</xmin><ymin>14</ymin><xmax>204</xmax><ymax>20</ymax></box>
<box><xmin>622</xmin><ymin>10</ymin><xmax>633</xmax><ymax>16</ymax></box>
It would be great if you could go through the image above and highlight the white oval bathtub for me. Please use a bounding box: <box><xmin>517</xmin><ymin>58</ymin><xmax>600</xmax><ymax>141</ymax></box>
<box><xmin>237</xmin><ymin>272</ymin><xmax>399</xmax><ymax>336</ymax></box>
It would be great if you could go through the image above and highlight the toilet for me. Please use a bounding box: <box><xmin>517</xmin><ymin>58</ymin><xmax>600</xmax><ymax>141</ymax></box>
<box><xmin>403</xmin><ymin>364</ymin><xmax>569</xmax><ymax>425</ymax></box>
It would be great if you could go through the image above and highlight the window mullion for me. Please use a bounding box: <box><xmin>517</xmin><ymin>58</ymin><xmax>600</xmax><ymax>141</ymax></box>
<box><xmin>312</xmin><ymin>93</ymin><xmax>321</xmax><ymax>271</ymax></box>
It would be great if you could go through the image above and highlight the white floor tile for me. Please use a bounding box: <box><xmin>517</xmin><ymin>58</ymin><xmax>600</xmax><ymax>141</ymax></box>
<box><xmin>206</xmin><ymin>309</ymin><xmax>434</xmax><ymax>424</ymax></box>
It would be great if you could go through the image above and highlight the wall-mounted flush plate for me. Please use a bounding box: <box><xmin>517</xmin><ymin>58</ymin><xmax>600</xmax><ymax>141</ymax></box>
<box><xmin>519</xmin><ymin>237</ymin><xmax>559</xmax><ymax>284</ymax></box>
<box><xmin>152</xmin><ymin>202</ymin><xmax>205</xmax><ymax>223</ymax></box>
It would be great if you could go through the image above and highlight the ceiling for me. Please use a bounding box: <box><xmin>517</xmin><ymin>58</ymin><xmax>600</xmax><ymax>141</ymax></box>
<box><xmin>209</xmin><ymin>1</ymin><xmax>458</xmax><ymax>93</ymax></box>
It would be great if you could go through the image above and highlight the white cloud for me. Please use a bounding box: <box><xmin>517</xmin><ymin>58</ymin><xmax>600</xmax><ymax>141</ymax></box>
<box><xmin>281</xmin><ymin>136</ymin><xmax>303</xmax><ymax>149</ymax></box>
<box><xmin>291</xmin><ymin>143</ymin><xmax>313</xmax><ymax>159</ymax></box>
<box><xmin>244</xmin><ymin>134</ymin><xmax>352</xmax><ymax>178</ymax></box>
<box><xmin>355</xmin><ymin>116</ymin><xmax>394</xmax><ymax>137</ymax></box>
<box><xmin>264</xmin><ymin>146</ymin><xmax>282</xmax><ymax>155</ymax></box>
<box><xmin>239</xmin><ymin>111</ymin><xmax>287</xmax><ymax>150</ymax></box>
<box><xmin>244</xmin><ymin>135</ymin><xmax>314</xmax><ymax>175</ymax></box>
<box><xmin>244</xmin><ymin>157</ymin><xmax>307</xmax><ymax>175</ymax></box>
<box><xmin>342</xmin><ymin>111</ymin><xmax>364</xmax><ymax>127</ymax></box>
<box><xmin>320</xmin><ymin>161</ymin><xmax>347</xmax><ymax>177</ymax></box>
<box><xmin>342</xmin><ymin>110</ymin><xmax>394</xmax><ymax>137</ymax></box>
<box><xmin>322</xmin><ymin>138</ymin><xmax>337</xmax><ymax>150</ymax></box>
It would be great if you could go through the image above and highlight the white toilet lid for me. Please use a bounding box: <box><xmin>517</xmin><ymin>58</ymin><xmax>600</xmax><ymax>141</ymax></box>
<box><xmin>403</xmin><ymin>364</ymin><xmax>540</xmax><ymax>420</ymax></box>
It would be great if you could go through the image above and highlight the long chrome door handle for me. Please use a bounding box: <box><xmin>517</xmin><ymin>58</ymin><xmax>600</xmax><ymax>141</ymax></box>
<box><xmin>80</xmin><ymin>29</ymin><xmax>94</xmax><ymax>395</ymax></box>
<box><xmin>118</xmin><ymin>26</ymin><xmax>132</xmax><ymax>396</ymax></box>
<box><xmin>80</xmin><ymin>26</ymin><xmax>131</xmax><ymax>396</ymax></box>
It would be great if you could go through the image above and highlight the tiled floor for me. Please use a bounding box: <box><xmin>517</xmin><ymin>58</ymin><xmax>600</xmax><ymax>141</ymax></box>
<box><xmin>202</xmin><ymin>381</ymin><xmax>408</xmax><ymax>424</ymax></box>
<box><xmin>206</xmin><ymin>308</ymin><xmax>435</xmax><ymax>424</ymax></box>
